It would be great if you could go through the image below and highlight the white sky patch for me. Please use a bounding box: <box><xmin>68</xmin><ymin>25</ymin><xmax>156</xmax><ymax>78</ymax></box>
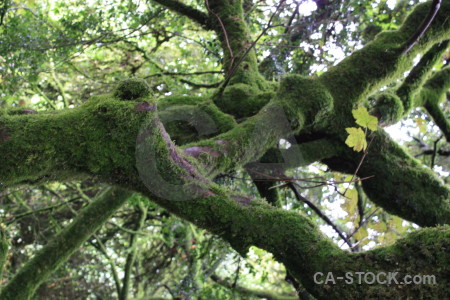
<box><xmin>328</xmin><ymin>46</ymin><xmax>346</xmax><ymax>64</ymax></box>
<box><xmin>298</xmin><ymin>0</ymin><xmax>317</xmax><ymax>16</ymax></box>
<box><xmin>434</xmin><ymin>166</ymin><xmax>450</xmax><ymax>177</ymax></box>
<box><xmin>310</xmin><ymin>64</ymin><xmax>327</xmax><ymax>73</ymax></box>
<box><xmin>334</xmin><ymin>22</ymin><xmax>344</xmax><ymax>34</ymax></box>
<box><xmin>386</xmin><ymin>0</ymin><xmax>397</xmax><ymax>10</ymax></box>
<box><xmin>385</xmin><ymin>122</ymin><xmax>414</xmax><ymax>142</ymax></box>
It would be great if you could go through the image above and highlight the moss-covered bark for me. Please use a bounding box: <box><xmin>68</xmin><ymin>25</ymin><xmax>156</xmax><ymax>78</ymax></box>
<box><xmin>421</xmin><ymin>67</ymin><xmax>450</xmax><ymax>142</ymax></box>
<box><xmin>396</xmin><ymin>40</ymin><xmax>449</xmax><ymax>112</ymax></box>
<box><xmin>323</xmin><ymin>129</ymin><xmax>450</xmax><ymax>226</ymax></box>
<box><xmin>0</xmin><ymin>188</ymin><xmax>130</xmax><ymax>300</ymax></box>
<box><xmin>319</xmin><ymin>0</ymin><xmax>450</xmax><ymax>131</ymax></box>
<box><xmin>1</xmin><ymin>1</ymin><xmax>450</xmax><ymax>299</ymax></box>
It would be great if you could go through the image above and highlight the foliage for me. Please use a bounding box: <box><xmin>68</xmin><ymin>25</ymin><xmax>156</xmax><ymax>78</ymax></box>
<box><xmin>0</xmin><ymin>0</ymin><xmax>449</xmax><ymax>299</ymax></box>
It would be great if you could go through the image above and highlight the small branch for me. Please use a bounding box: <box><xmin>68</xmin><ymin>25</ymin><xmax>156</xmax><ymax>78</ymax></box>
<box><xmin>343</xmin><ymin>134</ymin><xmax>375</xmax><ymax>197</ymax></box>
<box><xmin>221</xmin><ymin>1</ymin><xmax>286</xmax><ymax>89</ymax></box>
<box><xmin>152</xmin><ymin>0</ymin><xmax>211</xmax><ymax>29</ymax></box>
<box><xmin>402</xmin><ymin>0</ymin><xmax>442</xmax><ymax>54</ymax></box>
<box><xmin>145</xmin><ymin>71</ymin><xmax>222</xmax><ymax>78</ymax></box>
<box><xmin>180</xmin><ymin>79</ymin><xmax>222</xmax><ymax>89</ymax></box>
<box><xmin>287</xmin><ymin>183</ymin><xmax>354</xmax><ymax>251</ymax></box>
<box><xmin>424</xmin><ymin>100</ymin><xmax>450</xmax><ymax>142</ymax></box>
<box><xmin>5</xmin><ymin>196</ymin><xmax>83</xmax><ymax>225</ymax></box>
<box><xmin>346</xmin><ymin>208</ymin><xmax>380</xmax><ymax>241</ymax></box>
<box><xmin>120</xmin><ymin>203</ymin><xmax>148</xmax><ymax>300</ymax></box>
<box><xmin>430</xmin><ymin>135</ymin><xmax>443</xmax><ymax>168</ymax></box>
<box><xmin>89</xmin><ymin>235</ymin><xmax>122</xmax><ymax>297</ymax></box>
<box><xmin>0</xmin><ymin>188</ymin><xmax>131</xmax><ymax>299</ymax></box>
<box><xmin>205</xmin><ymin>0</ymin><xmax>234</xmax><ymax>71</ymax></box>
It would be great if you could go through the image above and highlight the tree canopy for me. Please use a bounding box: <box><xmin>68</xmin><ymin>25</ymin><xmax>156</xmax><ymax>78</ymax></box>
<box><xmin>0</xmin><ymin>0</ymin><xmax>449</xmax><ymax>299</ymax></box>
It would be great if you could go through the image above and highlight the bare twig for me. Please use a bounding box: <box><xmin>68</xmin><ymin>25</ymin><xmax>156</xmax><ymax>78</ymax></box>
<box><xmin>342</xmin><ymin>134</ymin><xmax>376</xmax><ymax>197</ymax></box>
<box><xmin>430</xmin><ymin>135</ymin><xmax>443</xmax><ymax>168</ymax></box>
<box><xmin>287</xmin><ymin>183</ymin><xmax>354</xmax><ymax>250</ymax></box>
<box><xmin>221</xmin><ymin>0</ymin><xmax>286</xmax><ymax>89</ymax></box>
<box><xmin>402</xmin><ymin>0</ymin><xmax>442</xmax><ymax>54</ymax></box>
<box><xmin>205</xmin><ymin>0</ymin><xmax>234</xmax><ymax>70</ymax></box>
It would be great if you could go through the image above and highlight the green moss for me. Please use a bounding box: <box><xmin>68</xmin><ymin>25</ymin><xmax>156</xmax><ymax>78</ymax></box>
<box><xmin>0</xmin><ymin>94</ymin><xmax>155</xmax><ymax>186</ymax></box>
<box><xmin>214</xmin><ymin>83</ymin><xmax>275</xmax><ymax>118</ymax></box>
<box><xmin>114</xmin><ymin>78</ymin><xmax>151</xmax><ymax>101</ymax></box>
<box><xmin>275</xmin><ymin>75</ymin><xmax>333</xmax><ymax>128</ymax></box>
<box><xmin>371</xmin><ymin>92</ymin><xmax>404</xmax><ymax>125</ymax></box>
<box><xmin>319</xmin><ymin>0</ymin><xmax>450</xmax><ymax>113</ymax></box>
<box><xmin>415</xmin><ymin>67</ymin><xmax>450</xmax><ymax>107</ymax></box>
<box><xmin>396</xmin><ymin>41</ymin><xmax>450</xmax><ymax>112</ymax></box>
<box><xmin>324</xmin><ymin>129</ymin><xmax>450</xmax><ymax>226</ymax></box>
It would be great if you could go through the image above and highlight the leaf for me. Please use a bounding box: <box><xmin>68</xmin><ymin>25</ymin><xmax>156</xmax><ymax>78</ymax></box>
<box><xmin>345</xmin><ymin>127</ymin><xmax>367</xmax><ymax>152</ymax></box>
<box><xmin>341</xmin><ymin>188</ymin><xmax>358</xmax><ymax>216</ymax></box>
<box><xmin>370</xmin><ymin>222</ymin><xmax>387</xmax><ymax>233</ymax></box>
<box><xmin>416</xmin><ymin>117</ymin><xmax>427</xmax><ymax>134</ymax></box>
<box><xmin>353</xmin><ymin>227</ymin><xmax>368</xmax><ymax>242</ymax></box>
<box><xmin>352</xmin><ymin>106</ymin><xmax>378</xmax><ymax>131</ymax></box>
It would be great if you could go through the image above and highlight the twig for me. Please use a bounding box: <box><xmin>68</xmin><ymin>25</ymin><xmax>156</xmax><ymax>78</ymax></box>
<box><xmin>6</xmin><ymin>197</ymin><xmax>83</xmax><ymax>225</ymax></box>
<box><xmin>287</xmin><ymin>183</ymin><xmax>354</xmax><ymax>250</ymax></box>
<box><xmin>430</xmin><ymin>135</ymin><xmax>443</xmax><ymax>168</ymax></box>
<box><xmin>402</xmin><ymin>0</ymin><xmax>442</xmax><ymax>54</ymax></box>
<box><xmin>205</xmin><ymin>0</ymin><xmax>234</xmax><ymax>71</ymax></box>
<box><xmin>346</xmin><ymin>208</ymin><xmax>380</xmax><ymax>241</ymax></box>
<box><xmin>342</xmin><ymin>134</ymin><xmax>376</xmax><ymax>197</ymax></box>
<box><xmin>221</xmin><ymin>1</ymin><xmax>286</xmax><ymax>90</ymax></box>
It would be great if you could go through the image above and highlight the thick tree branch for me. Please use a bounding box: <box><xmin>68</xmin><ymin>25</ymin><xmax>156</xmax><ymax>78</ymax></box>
<box><xmin>323</xmin><ymin>129</ymin><xmax>450</xmax><ymax>226</ymax></box>
<box><xmin>0</xmin><ymin>188</ymin><xmax>131</xmax><ymax>299</ymax></box>
<box><xmin>396</xmin><ymin>40</ymin><xmax>449</xmax><ymax>112</ymax></box>
<box><xmin>120</xmin><ymin>203</ymin><xmax>147</xmax><ymax>300</ymax></box>
<box><xmin>402</xmin><ymin>0</ymin><xmax>442</xmax><ymax>54</ymax></box>
<box><xmin>424</xmin><ymin>101</ymin><xmax>450</xmax><ymax>142</ymax></box>
<box><xmin>419</xmin><ymin>67</ymin><xmax>450</xmax><ymax>142</ymax></box>
<box><xmin>319</xmin><ymin>0</ymin><xmax>450</xmax><ymax>118</ymax></box>
<box><xmin>151</xmin><ymin>0</ymin><xmax>211</xmax><ymax>29</ymax></box>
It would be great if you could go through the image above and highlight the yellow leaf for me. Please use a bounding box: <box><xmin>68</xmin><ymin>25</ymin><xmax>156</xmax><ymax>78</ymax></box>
<box><xmin>345</xmin><ymin>127</ymin><xmax>367</xmax><ymax>152</ymax></box>
<box><xmin>416</xmin><ymin>117</ymin><xmax>427</xmax><ymax>134</ymax></box>
<box><xmin>370</xmin><ymin>222</ymin><xmax>387</xmax><ymax>233</ymax></box>
<box><xmin>341</xmin><ymin>188</ymin><xmax>358</xmax><ymax>216</ymax></box>
<box><xmin>352</xmin><ymin>106</ymin><xmax>378</xmax><ymax>131</ymax></box>
<box><xmin>353</xmin><ymin>227</ymin><xmax>368</xmax><ymax>241</ymax></box>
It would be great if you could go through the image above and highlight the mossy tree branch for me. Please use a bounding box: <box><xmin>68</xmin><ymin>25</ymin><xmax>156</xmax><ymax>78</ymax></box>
<box><xmin>396</xmin><ymin>40</ymin><xmax>449</xmax><ymax>112</ymax></box>
<box><xmin>319</xmin><ymin>0</ymin><xmax>450</xmax><ymax>120</ymax></box>
<box><xmin>0</xmin><ymin>188</ymin><xmax>131</xmax><ymax>300</ymax></box>
<box><xmin>369</xmin><ymin>40</ymin><xmax>448</xmax><ymax>126</ymax></box>
<box><xmin>424</xmin><ymin>99</ymin><xmax>450</xmax><ymax>142</ymax></box>
<box><xmin>323</xmin><ymin>129</ymin><xmax>450</xmax><ymax>227</ymax></box>
<box><xmin>419</xmin><ymin>67</ymin><xmax>450</xmax><ymax>142</ymax></box>
<box><xmin>1</xmin><ymin>2</ymin><xmax>450</xmax><ymax>298</ymax></box>
<box><xmin>151</xmin><ymin>0</ymin><xmax>211</xmax><ymax>29</ymax></box>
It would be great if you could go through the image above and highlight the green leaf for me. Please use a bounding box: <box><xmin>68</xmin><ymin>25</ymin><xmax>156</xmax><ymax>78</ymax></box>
<box><xmin>352</xmin><ymin>106</ymin><xmax>378</xmax><ymax>131</ymax></box>
<box><xmin>341</xmin><ymin>188</ymin><xmax>358</xmax><ymax>216</ymax></box>
<box><xmin>345</xmin><ymin>127</ymin><xmax>367</xmax><ymax>152</ymax></box>
<box><xmin>353</xmin><ymin>227</ymin><xmax>368</xmax><ymax>242</ymax></box>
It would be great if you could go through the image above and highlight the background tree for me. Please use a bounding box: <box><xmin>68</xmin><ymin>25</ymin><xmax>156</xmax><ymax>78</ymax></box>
<box><xmin>0</xmin><ymin>0</ymin><xmax>449</xmax><ymax>299</ymax></box>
